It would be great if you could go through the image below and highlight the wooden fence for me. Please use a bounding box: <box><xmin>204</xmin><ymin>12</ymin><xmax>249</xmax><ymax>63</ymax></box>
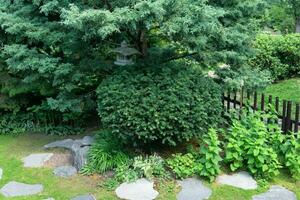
<box><xmin>222</xmin><ymin>90</ymin><xmax>300</xmax><ymax>134</ymax></box>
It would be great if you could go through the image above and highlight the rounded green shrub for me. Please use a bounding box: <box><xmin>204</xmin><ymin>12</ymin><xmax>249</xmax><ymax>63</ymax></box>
<box><xmin>96</xmin><ymin>65</ymin><xmax>222</xmax><ymax>146</ymax></box>
<box><xmin>250</xmin><ymin>34</ymin><xmax>300</xmax><ymax>80</ymax></box>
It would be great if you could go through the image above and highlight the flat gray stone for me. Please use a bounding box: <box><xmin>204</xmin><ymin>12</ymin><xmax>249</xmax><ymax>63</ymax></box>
<box><xmin>44</xmin><ymin>139</ymin><xmax>74</xmax><ymax>149</ymax></box>
<box><xmin>22</xmin><ymin>153</ymin><xmax>53</xmax><ymax>168</ymax></box>
<box><xmin>177</xmin><ymin>178</ymin><xmax>212</xmax><ymax>200</ymax></box>
<box><xmin>44</xmin><ymin>198</ymin><xmax>55</xmax><ymax>200</ymax></box>
<box><xmin>115</xmin><ymin>178</ymin><xmax>159</xmax><ymax>200</ymax></box>
<box><xmin>216</xmin><ymin>171</ymin><xmax>257</xmax><ymax>190</ymax></box>
<box><xmin>0</xmin><ymin>168</ymin><xmax>2</xmax><ymax>179</ymax></box>
<box><xmin>252</xmin><ymin>185</ymin><xmax>297</xmax><ymax>200</ymax></box>
<box><xmin>0</xmin><ymin>181</ymin><xmax>43</xmax><ymax>197</ymax></box>
<box><xmin>71</xmin><ymin>194</ymin><xmax>96</xmax><ymax>200</ymax></box>
<box><xmin>53</xmin><ymin>166</ymin><xmax>77</xmax><ymax>177</ymax></box>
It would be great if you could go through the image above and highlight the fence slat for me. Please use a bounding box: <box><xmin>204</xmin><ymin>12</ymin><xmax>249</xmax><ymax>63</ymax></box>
<box><xmin>261</xmin><ymin>94</ymin><xmax>265</xmax><ymax>111</ymax></box>
<box><xmin>282</xmin><ymin>100</ymin><xmax>287</xmax><ymax>132</ymax></box>
<box><xmin>275</xmin><ymin>97</ymin><xmax>279</xmax><ymax>123</ymax></box>
<box><xmin>254</xmin><ymin>92</ymin><xmax>258</xmax><ymax>110</ymax></box>
<box><xmin>286</xmin><ymin>101</ymin><xmax>292</xmax><ymax>132</ymax></box>
<box><xmin>234</xmin><ymin>92</ymin><xmax>237</xmax><ymax>109</ymax></box>
<box><xmin>295</xmin><ymin>103</ymin><xmax>299</xmax><ymax>133</ymax></box>
<box><xmin>227</xmin><ymin>91</ymin><xmax>230</xmax><ymax>111</ymax></box>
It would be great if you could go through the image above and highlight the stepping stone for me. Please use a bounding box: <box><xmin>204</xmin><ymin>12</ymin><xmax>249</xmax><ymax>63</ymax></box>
<box><xmin>252</xmin><ymin>185</ymin><xmax>297</xmax><ymax>200</ymax></box>
<box><xmin>0</xmin><ymin>168</ymin><xmax>2</xmax><ymax>179</ymax></box>
<box><xmin>44</xmin><ymin>198</ymin><xmax>55</xmax><ymax>200</ymax></box>
<box><xmin>0</xmin><ymin>181</ymin><xmax>43</xmax><ymax>197</ymax></box>
<box><xmin>71</xmin><ymin>194</ymin><xmax>96</xmax><ymax>200</ymax></box>
<box><xmin>216</xmin><ymin>171</ymin><xmax>257</xmax><ymax>190</ymax></box>
<box><xmin>22</xmin><ymin>153</ymin><xmax>53</xmax><ymax>168</ymax></box>
<box><xmin>115</xmin><ymin>178</ymin><xmax>159</xmax><ymax>200</ymax></box>
<box><xmin>177</xmin><ymin>178</ymin><xmax>212</xmax><ymax>200</ymax></box>
<box><xmin>54</xmin><ymin>166</ymin><xmax>77</xmax><ymax>177</ymax></box>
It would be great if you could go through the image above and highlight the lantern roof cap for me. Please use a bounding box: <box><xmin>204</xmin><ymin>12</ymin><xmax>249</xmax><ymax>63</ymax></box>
<box><xmin>113</xmin><ymin>41</ymin><xmax>140</xmax><ymax>56</ymax></box>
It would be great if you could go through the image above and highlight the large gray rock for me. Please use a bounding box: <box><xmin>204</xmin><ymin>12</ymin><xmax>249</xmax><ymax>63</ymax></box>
<box><xmin>216</xmin><ymin>171</ymin><xmax>257</xmax><ymax>190</ymax></box>
<box><xmin>0</xmin><ymin>181</ymin><xmax>43</xmax><ymax>197</ymax></box>
<box><xmin>115</xmin><ymin>178</ymin><xmax>159</xmax><ymax>200</ymax></box>
<box><xmin>53</xmin><ymin>166</ymin><xmax>77</xmax><ymax>177</ymax></box>
<box><xmin>22</xmin><ymin>153</ymin><xmax>53</xmax><ymax>168</ymax></box>
<box><xmin>71</xmin><ymin>194</ymin><xmax>96</xmax><ymax>200</ymax></box>
<box><xmin>81</xmin><ymin>136</ymin><xmax>95</xmax><ymax>146</ymax></box>
<box><xmin>252</xmin><ymin>185</ymin><xmax>297</xmax><ymax>200</ymax></box>
<box><xmin>177</xmin><ymin>178</ymin><xmax>212</xmax><ymax>200</ymax></box>
<box><xmin>44</xmin><ymin>139</ymin><xmax>74</xmax><ymax>149</ymax></box>
<box><xmin>0</xmin><ymin>168</ymin><xmax>2</xmax><ymax>180</ymax></box>
<box><xmin>44</xmin><ymin>136</ymin><xmax>94</xmax><ymax>170</ymax></box>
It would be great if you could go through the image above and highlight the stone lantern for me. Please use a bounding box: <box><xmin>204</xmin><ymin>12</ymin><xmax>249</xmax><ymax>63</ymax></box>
<box><xmin>113</xmin><ymin>41</ymin><xmax>140</xmax><ymax>66</ymax></box>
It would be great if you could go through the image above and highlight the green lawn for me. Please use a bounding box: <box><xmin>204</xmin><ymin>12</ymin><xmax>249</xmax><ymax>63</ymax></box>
<box><xmin>264</xmin><ymin>77</ymin><xmax>300</xmax><ymax>103</ymax></box>
<box><xmin>0</xmin><ymin>134</ymin><xmax>299</xmax><ymax>200</ymax></box>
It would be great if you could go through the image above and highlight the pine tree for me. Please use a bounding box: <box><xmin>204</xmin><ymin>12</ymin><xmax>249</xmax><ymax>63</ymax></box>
<box><xmin>0</xmin><ymin>0</ymin><xmax>266</xmax><ymax>121</ymax></box>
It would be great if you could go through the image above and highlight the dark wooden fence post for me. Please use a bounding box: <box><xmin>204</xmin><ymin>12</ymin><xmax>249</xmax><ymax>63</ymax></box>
<box><xmin>286</xmin><ymin>101</ymin><xmax>292</xmax><ymax>133</ymax></box>
<box><xmin>253</xmin><ymin>92</ymin><xmax>258</xmax><ymax>111</ymax></box>
<box><xmin>233</xmin><ymin>92</ymin><xmax>237</xmax><ymax>109</ymax></box>
<box><xmin>295</xmin><ymin>103</ymin><xmax>299</xmax><ymax>133</ymax></box>
<box><xmin>227</xmin><ymin>91</ymin><xmax>230</xmax><ymax>111</ymax></box>
<box><xmin>275</xmin><ymin>97</ymin><xmax>279</xmax><ymax>123</ymax></box>
<box><xmin>261</xmin><ymin>94</ymin><xmax>265</xmax><ymax>111</ymax></box>
<box><xmin>282</xmin><ymin>100</ymin><xmax>287</xmax><ymax>132</ymax></box>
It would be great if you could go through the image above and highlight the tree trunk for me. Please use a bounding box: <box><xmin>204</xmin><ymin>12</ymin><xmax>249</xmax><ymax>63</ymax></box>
<box><xmin>296</xmin><ymin>18</ymin><xmax>300</xmax><ymax>33</ymax></box>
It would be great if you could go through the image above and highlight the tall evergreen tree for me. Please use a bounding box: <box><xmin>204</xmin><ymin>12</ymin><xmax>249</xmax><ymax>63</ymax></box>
<box><xmin>0</xmin><ymin>0</ymin><xmax>266</xmax><ymax>120</ymax></box>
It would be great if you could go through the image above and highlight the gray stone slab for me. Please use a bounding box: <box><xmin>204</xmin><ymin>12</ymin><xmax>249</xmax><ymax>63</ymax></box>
<box><xmin>0</xmin><ymin>181</ymin><xmax>43</xmax><ymax>197</ymax></box>
<box><xmin>53</xmin><ymin>166</ymin><xmax>77</xmax><ymax>177</ymax></box>
<box><xmin>177</xmin><ymin>178</ymin><xmax>212</xmax><ymax>200</ymax></box>
<box><xmin>71</xmin><ymin>194</ymin><xmax>96</xmax><ymax>200</ymax></box>
<box><xmin>0</xmin><ymin>168</ymin><xmax>2</xmax><ymax>180</ymax></box>
<box><xmin>252</xmin><ymin>185</ymin><xmax>297</xmax><ymax>200</ymax></box>
<box><xmin>22</xmin><ymin>153</ymin><xmax>53</xmax><ymax>168</ymax></box>
<box><xmin>44</xmin><ymin>198</ymin><xmax>55</xmax><ymax>200</ymax></box>
<box><xmin>115</xmin><ymin>178</ymin><xmax>159</xmax><ymax>200</ymax></box>
<box><xmin>216</xmin><ymin>171</ymin><xmax>257</xmax><ymax>190</ymax></box>
<box><xmin>44</xmin><ymin>139</ymin><xmax>74</xmax><ymax>149</ymax></box>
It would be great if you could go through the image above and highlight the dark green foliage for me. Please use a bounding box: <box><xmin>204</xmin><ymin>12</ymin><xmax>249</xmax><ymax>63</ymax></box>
<box><xmin>0</xmin><ymin>0</ymin><xmax>266</xmax><ymax>133</ymax></box>
<box><xmin>215</xmin><ymin>66</ymin><xmax>272</xmax><ymax>91</ymax></box>
<box><xmin>194</xmin><ymin>128</ymin><xmax>222</xmax><ymax>182</ymax></box>
<box><xmin>166</xmin><ymin>153</ymin><xmax>196</xmax><ymax>179</ymax></box>
<box><xmin>0</xmin><ymin>113</ymin><xmax>83</xmax><ymax>136</ymax></box>
<box><xmin>81</xmin><ymin>130</ymin><xmax>130</xmax><ymax>175</ymax></box>
<box><xmin>97</xmin><ymin>65</ymin><xmax>222</xmax><ymax>146</ymax></box>
<box><xmin>281</xmin><ymin>134</ymin><xmax>300</xmax><ymax>179</ymax></box>
<box><xmin>250</xmin><ymin>34</ymin><xmax>300</xmax><ymax>80</ymax></box>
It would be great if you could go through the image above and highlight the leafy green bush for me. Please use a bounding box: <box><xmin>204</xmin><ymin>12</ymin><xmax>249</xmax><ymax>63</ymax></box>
<box><xmin>250</xmin><ymin>34</ymin><xmax>300</xmax><ymax>80</ymax></box>
<box><xmin>166</xmin><ymin>153</ymin><xmax>196</xmax><ymax>179</ymax></box>
<box><xmin>81</xmin><ymin>130</ymin><xmax>130</xmax><ymax>175</ymax></box>
<box><xmin>97</xmin><ymin>65</ymin><xmax>222</xmax><ymax>146</ymax></box>
<box><xmin>133</xmin><ymin>155</ymin><xmax>169</xmax><ymax>180</ymax></box>
<box><xmin>194</xmin><ymin>128</ymin><xmax>222</xmax><ymax>182</ymax></box>
<box><xmin>281</xmin><ymin>134</ymin><xmax>300</xmax><ymax>179</ymax></box>
<box><xmin>225</xmin><ymin>109</ymin><xmax>281</xmax><ymax>178</ymax></box>
<box><xmin>114</xmin><ymin>155</ymin><xmax>168</xmax><ymax>182</ymax></box>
